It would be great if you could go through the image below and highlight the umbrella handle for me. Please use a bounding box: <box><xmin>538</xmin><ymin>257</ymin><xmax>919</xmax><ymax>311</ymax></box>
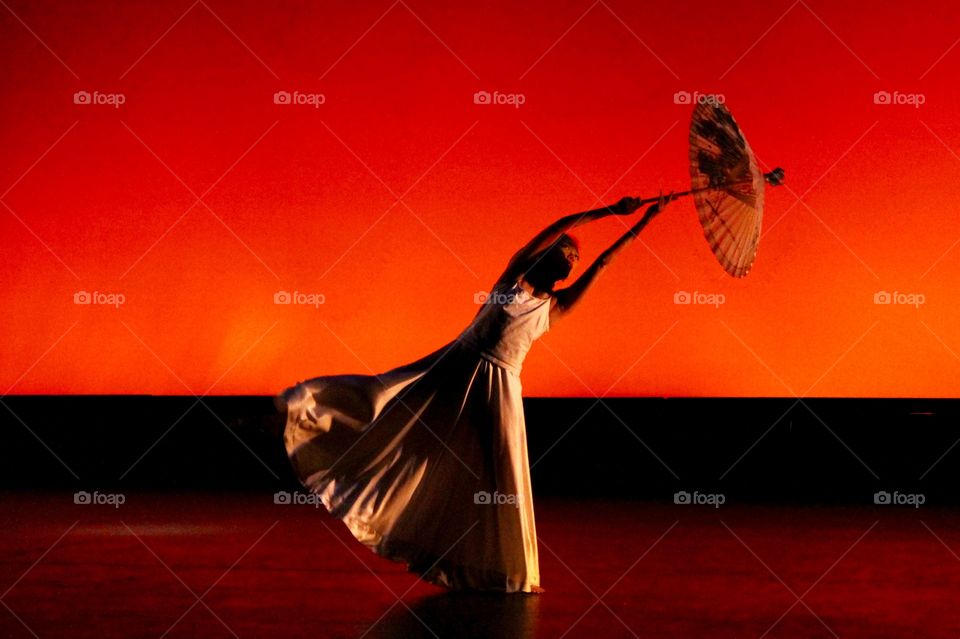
<box><xmin>632</xmin><ymin>167</ymin><xmax>785</xmax><ymax>205</ymax></box>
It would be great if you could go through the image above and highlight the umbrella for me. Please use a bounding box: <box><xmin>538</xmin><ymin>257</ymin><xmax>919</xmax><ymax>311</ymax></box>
<box><xmin>633</xmin><ymin>98</ymin><xmax>783</xmax><ymax>277</ymax></box>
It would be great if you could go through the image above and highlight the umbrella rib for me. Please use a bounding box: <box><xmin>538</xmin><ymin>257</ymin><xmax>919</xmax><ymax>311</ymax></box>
<box><xmin>732</xmin><ymin>146</ymin><xmax>765</xmax><ymax>274</ymax></box>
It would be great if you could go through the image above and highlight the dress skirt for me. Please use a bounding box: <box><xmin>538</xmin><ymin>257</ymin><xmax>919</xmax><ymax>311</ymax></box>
<box><xmin>278</xmin><ymin>339</ymin><xmax>541</xmax><ymax>593</ymax></box>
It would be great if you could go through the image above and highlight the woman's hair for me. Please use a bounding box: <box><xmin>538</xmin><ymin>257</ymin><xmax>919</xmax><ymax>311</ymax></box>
<box><xmin>558</xmin><ymin>233</ymin><xmax>580</xmax><ymax>252</ymax></box>
<box><xmin>523</xmin><ymin>233</ymin><xmax>581</xmax><ymax>287</ymax></box>
<box><xmin>526</xmin><ymin>233</ymin><xmax>580</xmax><ymax>267</ymax></box>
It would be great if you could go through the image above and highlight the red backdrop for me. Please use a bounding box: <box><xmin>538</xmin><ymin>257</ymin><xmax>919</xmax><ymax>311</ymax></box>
<box><xmin>3</xmin><ymin>0</ymin><xmax>960</xmax><ymax>397</ymax></box>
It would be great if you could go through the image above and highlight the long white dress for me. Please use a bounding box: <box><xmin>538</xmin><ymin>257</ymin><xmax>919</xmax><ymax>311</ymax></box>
<box><xmin>277</xmin><ymin>277</ymin><xmax>550</xmax><ymax>593</ymax></box>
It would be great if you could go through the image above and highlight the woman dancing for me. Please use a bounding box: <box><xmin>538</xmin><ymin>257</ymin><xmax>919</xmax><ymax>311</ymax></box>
<box><xmin>275</xmin><ymin>191</ymin><xmax>674</xmax><ymax>593</ymax></box>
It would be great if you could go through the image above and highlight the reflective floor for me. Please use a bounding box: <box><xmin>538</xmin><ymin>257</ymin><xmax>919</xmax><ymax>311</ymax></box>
<box><xmin>2</xmin><ymin>492</ymin><xmax>959</xmax><ymax>638</ymax></box>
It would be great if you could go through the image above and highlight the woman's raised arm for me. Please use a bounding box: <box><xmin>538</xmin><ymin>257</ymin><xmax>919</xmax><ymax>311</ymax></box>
<box><xmin>495</xmin><ymin>197</ymin><xmax>643</xmax><ymax>286</ymax></box>
<box><xmin>550</xmin><ymin>192</ymin><xmax>675</xmax><ymax>322</ymax></box>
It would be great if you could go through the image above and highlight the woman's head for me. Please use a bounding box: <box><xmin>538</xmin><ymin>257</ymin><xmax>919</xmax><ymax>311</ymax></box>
<box><xmin>525</xmin><ymin>233</ymin><xmax>580</xmax><ymax>288</ymax></box>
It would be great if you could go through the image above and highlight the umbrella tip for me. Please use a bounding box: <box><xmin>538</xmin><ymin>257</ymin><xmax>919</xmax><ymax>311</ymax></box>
<box><xmin>764</xmin><ymin>167</ymin><xmax>785</xmax><ymax>186</ymax></box>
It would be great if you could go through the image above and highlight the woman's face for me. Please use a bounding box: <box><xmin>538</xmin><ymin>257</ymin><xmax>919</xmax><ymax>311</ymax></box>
<box><xmin>552</xmin><ymin>242</ymin><xmax>579</xmax><ymax>280</ymax></box>
<box><xmin>527</xmin><ymin>240</ymin><xmax>580</xmax><ymax>286</ymax></box>
<box><xmin>560</xmin><ymin>243</ymin><xmax>580</xmax><ymax>270</ymax></box>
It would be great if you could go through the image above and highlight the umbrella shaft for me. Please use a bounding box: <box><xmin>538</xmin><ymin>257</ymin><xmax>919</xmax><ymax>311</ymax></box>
<box><xmin>634</xmin><ymin>186</ymin><xmax>711</xmax><ymax>205</ymax></box>
<box><xmin>635</xmin><ymin>169</ymin><xmax>784</xmax><ymax>205</ymax></box>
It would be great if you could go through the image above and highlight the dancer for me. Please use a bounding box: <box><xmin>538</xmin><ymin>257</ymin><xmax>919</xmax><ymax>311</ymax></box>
<box><xmin>275</xmin><ymin>191</ymin><xmax>675</xmax><ymax>593</ymax></box>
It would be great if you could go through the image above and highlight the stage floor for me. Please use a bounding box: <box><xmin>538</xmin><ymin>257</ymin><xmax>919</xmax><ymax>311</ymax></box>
<box><xmin>2</xmin><ymin>492</ymin><xmax>958</xmax><ymax>638</ymax></box>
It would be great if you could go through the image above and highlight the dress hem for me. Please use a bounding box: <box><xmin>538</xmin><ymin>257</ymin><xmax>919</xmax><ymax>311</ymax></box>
<box><xmin>319</xmin><ymin>490</ymin><xmax>540</xmax><ymax>594</ymax></box>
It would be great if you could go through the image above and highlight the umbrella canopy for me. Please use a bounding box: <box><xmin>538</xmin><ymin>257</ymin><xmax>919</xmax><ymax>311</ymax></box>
<box><xmin>689</xmin><ymin>100</ymin><xmax>766</xmax><ymax>278</ymax></box>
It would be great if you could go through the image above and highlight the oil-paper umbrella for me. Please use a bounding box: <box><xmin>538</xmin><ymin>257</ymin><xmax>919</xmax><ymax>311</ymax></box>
<box><xmin>632</xmin><ymin>99</ymin><xmax>784</xmax><ymax>277</ymax></box>
<box><xmin>688</xmin><ymin>100</ymin><xmax>783</xmax><ymax>277</ymax></box>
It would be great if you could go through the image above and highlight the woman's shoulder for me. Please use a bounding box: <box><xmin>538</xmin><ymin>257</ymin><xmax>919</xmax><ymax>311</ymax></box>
<box><xmin>489</xmin><ymin>276</ymin><xmax>553</xmax><ymax>304</ymax></box>
<box><xmin>491</xmin><ymin>275</ymin><xmax>523</xmax><ymax>293</ymax></box>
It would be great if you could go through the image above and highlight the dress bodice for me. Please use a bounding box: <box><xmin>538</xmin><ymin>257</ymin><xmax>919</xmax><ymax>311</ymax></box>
<box><xmin>455</xmin><ymin>278</ymin><xmax>552</xmax><ymax>375</ymax></box>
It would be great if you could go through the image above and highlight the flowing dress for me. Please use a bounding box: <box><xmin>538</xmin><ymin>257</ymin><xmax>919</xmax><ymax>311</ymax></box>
<box><xmin>276</xmin><ymin>277</ymin><xmax>551</xmax><ymax>593</ymax></box>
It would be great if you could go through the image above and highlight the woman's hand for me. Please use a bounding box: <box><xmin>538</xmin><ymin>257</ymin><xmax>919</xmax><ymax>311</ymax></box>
<box><xmin>642</xmin><ymin>190</ymin><xmax>676</xmax><ymax>221</ymax></box>
<box><xmin>609</xmin><ymin>196</ymin><xmax>642</xmax><ymax>216</ymax></box>
<box><xmin>629</xmin><ymin>190</ymin><xmax>675</xmax><ymax>234</ymax></box>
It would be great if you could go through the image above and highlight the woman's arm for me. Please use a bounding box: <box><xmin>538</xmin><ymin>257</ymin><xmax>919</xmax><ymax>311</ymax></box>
<box><xmin>550</xmin><ymin>192</ymin><xmax>674</xmax><ymax>322</ymax></box>
<box><xmin>494</xmin><ymin>197</ymin><xmax>643</xmax><ymax>286</ymax></box>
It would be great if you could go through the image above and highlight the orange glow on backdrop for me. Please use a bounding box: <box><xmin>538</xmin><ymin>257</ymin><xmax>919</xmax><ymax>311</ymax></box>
<box><xmin>3</xmin><ymin>0</ymin><xmax>960</xmax><ymax>397</ymax></box>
